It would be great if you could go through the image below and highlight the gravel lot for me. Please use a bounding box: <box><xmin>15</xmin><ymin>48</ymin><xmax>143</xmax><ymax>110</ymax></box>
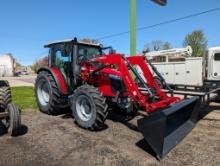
<box><xmin>0</xmin><ymin>103</ymin><xmax>219</xmax><ymax>166</ymax></box>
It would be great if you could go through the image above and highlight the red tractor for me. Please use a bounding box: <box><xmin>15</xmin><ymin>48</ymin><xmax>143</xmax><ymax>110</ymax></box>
<box><xmin>35</xmin><ymin>38</ymin><xmax>199</xmax><ymax>159</ymax></box>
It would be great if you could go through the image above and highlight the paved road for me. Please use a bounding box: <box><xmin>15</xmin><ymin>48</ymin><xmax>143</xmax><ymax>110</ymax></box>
<box><xmin>0</xmin><ymin>75</ymin><xmax>36</xmax><ymax>87</ymax></box>
<box><xmin>19</xmin><ymin>76</ymin><xmax>36</xmax><ymax>84</ymax></box>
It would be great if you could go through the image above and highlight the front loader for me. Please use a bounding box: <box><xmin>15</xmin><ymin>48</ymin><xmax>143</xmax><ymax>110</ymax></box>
<box><xmin>35</xmin><ymin>38</ymin><xmax>199</xmax><ymax>159</ymax></box>
<box><xmin>0</xmin><ymin>80</ymin><xmax>21</xmax><ymax>136</ymax></box>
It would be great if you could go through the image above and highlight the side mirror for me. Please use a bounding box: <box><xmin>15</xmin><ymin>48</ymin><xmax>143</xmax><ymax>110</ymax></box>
<box><xmin>109</xmin><ymin>48</ymin><xmax>116</xmax><ymax>54</ymax></box>
<box><xmin>151</xmin><ymin>0</ymin><xmax>167</xmax><ymax>6</ymax></box>
<box><xmin>102</xmin><ymin>46</ymin><xmax>116</xmax><ymax>55</ymax></box>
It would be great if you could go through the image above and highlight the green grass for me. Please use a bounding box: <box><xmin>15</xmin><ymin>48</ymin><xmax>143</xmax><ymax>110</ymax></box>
<box><xmin>11</xmin><ymin>86</ymin><xmax>38</xmax><ymax>111</ymax></box>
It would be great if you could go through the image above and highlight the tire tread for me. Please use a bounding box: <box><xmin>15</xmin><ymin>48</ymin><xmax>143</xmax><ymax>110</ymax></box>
<box><xmin>72</xmin><ymin>84</ymin><xmax>108</xmax><ymax>130</ymax></box>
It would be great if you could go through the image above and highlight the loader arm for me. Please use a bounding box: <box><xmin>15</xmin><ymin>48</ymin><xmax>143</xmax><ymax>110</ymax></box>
<box><xmin>91</xmin><ymin>54</ymin><xmax>179</xmax><ymax>113</ymax></box>
<box><xmin>91</xmin><ymin>54</ymin><xmax>146</xmax><ymax>104</ymax></box>
<box><xmin>127</xmin><ymin>56</ymin><xmax>166</xmax><ymax>96</ymax></box>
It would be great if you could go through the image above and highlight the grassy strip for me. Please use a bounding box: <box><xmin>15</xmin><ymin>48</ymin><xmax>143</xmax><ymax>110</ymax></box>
<box><xmin>11</xmin><ymin>86</ymin><xmax>38</xmax><ymax>110</ymax></box>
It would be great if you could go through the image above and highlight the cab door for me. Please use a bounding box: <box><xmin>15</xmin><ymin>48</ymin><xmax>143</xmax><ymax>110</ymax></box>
<box><xmin>50</xmin><ymin>44</ymin><xmax>73</xmax><ymax>92</ymax></box>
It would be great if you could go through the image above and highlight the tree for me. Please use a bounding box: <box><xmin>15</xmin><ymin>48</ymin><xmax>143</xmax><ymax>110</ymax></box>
<box><xmin>31</xmin><ymin>56</ymin><xmax>48</xmax><ymax>73</ymax></box>
<box><xmin>183</xmin><ymin>30</ymin><xmax>207</xmax><ymax>57</ymax></box>
<box><xmin>163</xmin><ymin>42</ymin><xmax>172</xmax><ymax>50</ymax></box>
<box><xmin>6</xmin><ymin>53</ymin><xmax>22</xmax><ymax>71</ymax></box>
<box><xmin>152</xmin><ymin>40</ymin><xmax>164</xmax><ymax>51</ymax></box>
<box><xmin>143</xmin><ymin>40</ymin><xmax>172</xmax><ymax>53</ymax></box>
<box><xmin>15</xmin><ymin>61</ymin><xmax>22</xmax><ymax>70</ymax></box>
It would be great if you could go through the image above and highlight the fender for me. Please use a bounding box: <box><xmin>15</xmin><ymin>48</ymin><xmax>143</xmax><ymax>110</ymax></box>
<box><xmin>37</xmin><ymin>67</ymin><xmax>68</xmax><ymax>95</ymax></box>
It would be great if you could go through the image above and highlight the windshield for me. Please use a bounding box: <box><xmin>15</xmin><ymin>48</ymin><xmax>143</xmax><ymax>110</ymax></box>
<box><xmin>78</xmin><ymin>45</ymin><xmax>102</xmax><ymax>59</ymax></box>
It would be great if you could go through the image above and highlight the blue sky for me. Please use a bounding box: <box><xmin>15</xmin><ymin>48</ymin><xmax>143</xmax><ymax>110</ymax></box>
<box><xmin>0</xmin><ymin>0</ymin><xmax>220</xmax><ymax>65</ymax></box>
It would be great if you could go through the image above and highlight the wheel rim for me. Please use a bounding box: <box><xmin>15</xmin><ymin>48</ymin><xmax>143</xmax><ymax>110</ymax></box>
<box><xmin>76</xmin><ymin>95</ymin><xmax>92</xmax><ymax>121</ymax></box>
<box><xmin>37</xmin><ymin>80</ymin><xmax>50</xmax><ymax>106</ymax></box>
<box><xmin>1</xmin><ymin>108</ymin><xmax>10</xmax><ymax>129</ymax></box>
<box><xmin>1</xmin><ymin>114</ymin><xmax>9</xmax><ymax>129</ymax></box>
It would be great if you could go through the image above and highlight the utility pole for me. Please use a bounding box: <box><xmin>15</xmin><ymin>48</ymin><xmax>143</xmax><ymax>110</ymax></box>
<box><xmin>130</xmin><ymin>0</ymin><xmax>167</xmax><ymax>56</ymax></box>
<box><xmin>130</xmin><ymin>0</ymin><xmax>136</xmax><ymax>56</ymax></box>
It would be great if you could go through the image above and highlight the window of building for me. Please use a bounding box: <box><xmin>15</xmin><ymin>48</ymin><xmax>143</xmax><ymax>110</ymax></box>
<box><xmin>214</xmin><ymin>52</ymin><xmax>220</xmax><ymax>61</ymax></box>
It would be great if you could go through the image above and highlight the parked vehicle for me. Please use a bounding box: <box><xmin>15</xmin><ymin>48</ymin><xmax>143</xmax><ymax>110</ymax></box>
<box><xmin>19</xmin><ymin>70</ymin><xmax>29</xmax><ymax>75</ymax></box>
<box><xmin>141</xmin><ymin>46</ymin><xmax>220</xmax><ymax>104</ymax></box>
<box><xmin>15</xmin><ymin>70</ymin><xmax>29</xmax><ymax>76</ymax></box>
<box><xmin>34</xmin><ymin>38</ymin><xmax>199</xmax><ymax>159</ymax></box>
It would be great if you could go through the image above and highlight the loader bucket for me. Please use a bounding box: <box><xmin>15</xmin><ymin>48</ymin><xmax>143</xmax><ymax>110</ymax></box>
<box><xmin>137</xmin><ymin>97</ymin><xmax>199</xmax><ymax>160</ymax></box>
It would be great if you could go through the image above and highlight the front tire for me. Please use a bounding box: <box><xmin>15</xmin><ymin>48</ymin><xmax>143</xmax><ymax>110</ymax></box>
<box><xmin>71</xmin><ymin>85</ymin><xmax>108</xmax><ymax>130</ymax></box>
<box><xmin>35</xmin><ymin>71</ymin><xmax>69</xmax><ymax>114</ymax></box>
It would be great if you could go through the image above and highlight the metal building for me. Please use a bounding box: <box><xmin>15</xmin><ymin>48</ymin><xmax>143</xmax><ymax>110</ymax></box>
<box><xmin>0</xmin><ymin>54</ymin><xmax>15</xmax><ymax>77</ymax></box>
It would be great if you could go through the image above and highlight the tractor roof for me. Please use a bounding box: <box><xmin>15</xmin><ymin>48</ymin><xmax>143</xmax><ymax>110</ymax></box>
<box><xmin>44</xmin><ymin>38</ymin><xmax>102</xmax><ymax>48</ymax></box>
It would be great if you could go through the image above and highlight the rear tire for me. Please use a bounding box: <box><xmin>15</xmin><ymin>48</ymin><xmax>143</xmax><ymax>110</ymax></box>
<box><xmin>35</xmin><ymin>71</ymin><xmax>69</xmax><ymax>114</ymax></box>
<box><xmin>71</xmin><ymin>85</ymin><xmax>108</xmax><ymax>130</ymax></box>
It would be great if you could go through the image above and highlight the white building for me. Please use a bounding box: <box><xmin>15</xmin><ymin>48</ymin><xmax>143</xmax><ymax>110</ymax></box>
<box><xmin>0</xmin><ymin>54</ymin><xmax>15</xmax><ymax>77</ymax></box>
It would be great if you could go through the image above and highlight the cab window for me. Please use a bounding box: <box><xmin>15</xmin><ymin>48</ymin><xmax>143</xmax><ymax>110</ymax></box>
<box><xmin>149</xmin><ymin>56</ymin><xmax>166</xmax><ymax>63</ymax></box>
<box><xmin>78</xmin><ymin>45</ymin><xmax>102</xmax><ymax>60</ymax></box>
<box><xmin>51</xmin><ymin>44</ymin><xmax>72</xmax><ymax>67</ymax></box>
<box><xmin>214</xmin><ymin>53</ymin><xmax>220</xmax><ymax>61</ymax></box>
<box><xmin>168</xmin><ymin>56</ymin><xmax>185</xmax><ymax>62</ymax></box>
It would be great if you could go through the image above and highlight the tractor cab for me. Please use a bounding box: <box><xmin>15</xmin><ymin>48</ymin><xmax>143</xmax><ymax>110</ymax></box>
<box><xmin>44</xmin><ymin>38</ymin><xmax>104</xmax><ymax>92</ymax></box>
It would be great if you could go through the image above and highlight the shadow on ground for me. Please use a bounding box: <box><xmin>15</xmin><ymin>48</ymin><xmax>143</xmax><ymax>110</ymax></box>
<box><xmin>136</xmin><ymin>139</ymin><xmax>157</xmax><ymax>158</ymax></box>
<box><xmin>0</xmin><ymin>121</ymin><xmax>28</xmax><ymax>137</ymax></box>
<box><xmin>108</xmin><ymin>110</ymin><xmax>140</xmax><ymax>132</ymax></box>
<box><xmin>199</xmin><ymin>102</ymin><xmax>220</xmax><ymax>120</ymax></box>
<box><xmin>16</xmin><ymin>125</ymin><xmax>28</xmax><ymax>136</ymax></box>
<box><xmin>107</xmin><ymin>109</ymin><xmax>157</xmax><ymax>158</ymax></box>
<box><xmin>0</xmin><ymin>122</ymin><xmax>7</xmax><ymax>136</ymax></box>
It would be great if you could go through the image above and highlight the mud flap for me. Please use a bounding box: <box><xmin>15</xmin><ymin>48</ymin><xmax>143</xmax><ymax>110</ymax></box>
<box><xmin>137</xmin><ymin>97</ymin><xmax>199</xmax><ymax>160</ymax></box>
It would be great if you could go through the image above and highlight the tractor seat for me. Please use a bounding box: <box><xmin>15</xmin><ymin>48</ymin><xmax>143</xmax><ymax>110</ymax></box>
<box><xmin>60</xmin><ymin>62</ymin><xmax>72</xmax><ymax>86</ymax></box>
<box><xmin>63</xmin><ymin>61</ymin><xmax>71</xmax><ymax>72</ymax></box>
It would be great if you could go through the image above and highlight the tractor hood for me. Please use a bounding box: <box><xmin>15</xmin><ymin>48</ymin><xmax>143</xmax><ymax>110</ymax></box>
<box><xmin>89</xmin><ymin>54</ymin><xmax>123</xmax><ymax>78</ymax></box>
<box><xmin>100</xmin><ymin>68</ymin><xmax>122</xmax><ymax>78</ymax></box>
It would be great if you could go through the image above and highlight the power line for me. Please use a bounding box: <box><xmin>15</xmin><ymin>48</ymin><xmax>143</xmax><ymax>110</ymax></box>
<box><xmin>97</xmin><ymin>7</ymin><xmax>220</xmax><ymax>40</ymax></box>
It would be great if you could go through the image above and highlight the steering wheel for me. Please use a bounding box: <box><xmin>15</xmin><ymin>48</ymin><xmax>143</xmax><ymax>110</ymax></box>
<box><xmin>77</xmin><ymin>54</ymin><xmax>88</xmax><ymax>64</ymax></box>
